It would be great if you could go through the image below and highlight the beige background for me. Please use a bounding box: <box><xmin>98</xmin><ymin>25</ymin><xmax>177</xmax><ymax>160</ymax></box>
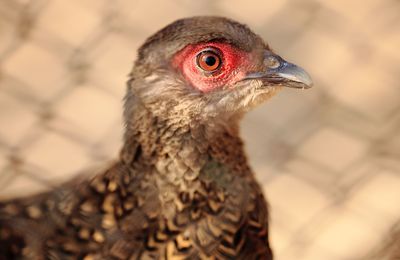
<box><xmin>0</xmin><ymin>0</ymin><xmax>400</xmax><ymax>259</ymax></box>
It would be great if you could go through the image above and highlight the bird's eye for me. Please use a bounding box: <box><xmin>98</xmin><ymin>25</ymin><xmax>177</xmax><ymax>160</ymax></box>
<box><xmin>196</xmin><ymin>50</ymin><xmax>222</xmax><ymax>72</ymax></box>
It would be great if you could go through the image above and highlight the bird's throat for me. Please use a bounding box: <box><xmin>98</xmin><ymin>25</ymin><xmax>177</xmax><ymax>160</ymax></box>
<box><xmin>120</xmin><ymin>105</ymin><xmax>249</xmax><ymax>182</ymax></box>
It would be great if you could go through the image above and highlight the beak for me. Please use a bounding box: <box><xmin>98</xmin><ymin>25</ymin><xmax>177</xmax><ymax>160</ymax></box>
<box><xmin>244</xmin><ymin>51</ymin><xmax>313</xmax><ymax>89</ymax></box>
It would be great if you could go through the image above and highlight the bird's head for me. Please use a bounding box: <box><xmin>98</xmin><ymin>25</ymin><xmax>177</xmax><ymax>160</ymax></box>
<box><xmin>126</xmin><ymin>16</ymin><xmax>312</xmax><ymax>126</ymax></box>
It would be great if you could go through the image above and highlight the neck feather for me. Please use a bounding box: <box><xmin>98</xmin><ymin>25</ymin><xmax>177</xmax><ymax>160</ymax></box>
<box><xmin>120</xmin><ymin>99</ymin><xmax>248</xmax><ymax>176</ymax></box>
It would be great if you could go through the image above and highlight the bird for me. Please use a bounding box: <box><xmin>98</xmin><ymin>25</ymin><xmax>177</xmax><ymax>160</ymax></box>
<box><xmin>0</xmin><ymin>16</ymin><xmax>312</xmax><ymax>260</ymax></box>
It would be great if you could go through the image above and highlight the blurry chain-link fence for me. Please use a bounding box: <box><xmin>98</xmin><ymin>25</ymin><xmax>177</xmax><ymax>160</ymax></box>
<box><xmin>0</xmin><ymin>0</ymin><xmax>399</xmax><ymax>259</ymax></box>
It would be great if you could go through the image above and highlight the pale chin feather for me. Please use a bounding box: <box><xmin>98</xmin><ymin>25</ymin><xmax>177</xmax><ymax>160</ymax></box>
<box><xmin>202</xmin><ymin>81</ymin><xmax>282</xmax><ymax>118</ymax></box>
<box><xmin>135</xmin><ymin>72</ymin><xmax>281</xmax><ymax>122</ymax></box>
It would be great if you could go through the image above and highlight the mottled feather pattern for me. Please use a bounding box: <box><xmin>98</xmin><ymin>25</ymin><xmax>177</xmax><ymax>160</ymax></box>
<box><xmin>0</xmin><ymin>117</ymin><xmax>272</xmax><ymax>259</ymax></box>
<box><xmin>0</xmin><ymin>16</ymin><xmax>312</xmax><ymax>259</ymax></box>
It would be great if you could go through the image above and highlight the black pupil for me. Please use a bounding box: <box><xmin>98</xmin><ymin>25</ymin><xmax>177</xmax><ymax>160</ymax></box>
<box><xmin>204</xmin><ymin>55</ymin><xmax>216</xmax><ymax>66</ymax></box>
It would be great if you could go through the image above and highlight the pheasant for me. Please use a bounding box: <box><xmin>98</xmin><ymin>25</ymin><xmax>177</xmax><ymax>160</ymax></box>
<box><xmin>0</xmin><ymin>16</ymin><xmax>312</xmax><ymax>259</ymax></box>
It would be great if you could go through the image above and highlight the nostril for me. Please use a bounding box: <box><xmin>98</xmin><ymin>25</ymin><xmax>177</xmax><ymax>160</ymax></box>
<box><xmin>264</xmin><ymin>55</ymin><xmax>281</xmax><ymax>69</ymax></box>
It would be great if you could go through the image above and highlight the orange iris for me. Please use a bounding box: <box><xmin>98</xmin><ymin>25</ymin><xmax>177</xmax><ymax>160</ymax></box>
<box><xmin>197</xmin><ymin>51</ymin><xmax>221</xmax><ymax>72</ymax></box>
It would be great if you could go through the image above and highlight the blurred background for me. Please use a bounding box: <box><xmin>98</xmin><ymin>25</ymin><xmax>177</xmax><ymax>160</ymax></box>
<box><xmin>0</xmin><ymin>0</ymin><xmax>399</xmax><ymax>259</ymax></box>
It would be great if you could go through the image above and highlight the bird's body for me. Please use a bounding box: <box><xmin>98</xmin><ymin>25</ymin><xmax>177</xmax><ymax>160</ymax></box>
<box><xmin>0</xmin><ymin>16</ymin><xmax>312</xmax><ymax>259</ymax></box>
<box><xmin>1</xmin><ymin>118</ymin><xmax>270</xmax><ymax>259</ymax></box>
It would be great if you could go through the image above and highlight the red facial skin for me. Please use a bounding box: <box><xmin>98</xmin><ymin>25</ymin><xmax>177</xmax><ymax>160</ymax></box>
<box><xmin>172</xmin><ymin>42</ymin><xmax>255</xmax><ymax>92</ymax></box>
